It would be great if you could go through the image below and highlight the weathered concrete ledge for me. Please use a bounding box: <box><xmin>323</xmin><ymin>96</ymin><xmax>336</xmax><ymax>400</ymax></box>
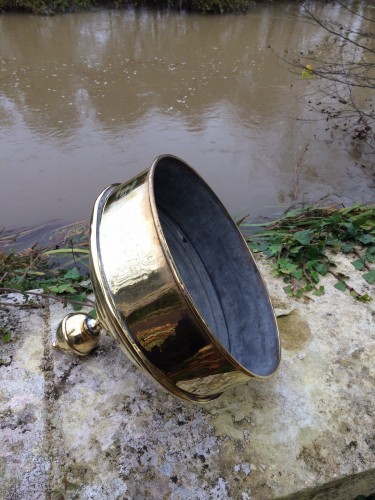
<box><xmin>1</xmin><ymin>255</ymin><xmax>374</xmax><ymax>499</ymax></box>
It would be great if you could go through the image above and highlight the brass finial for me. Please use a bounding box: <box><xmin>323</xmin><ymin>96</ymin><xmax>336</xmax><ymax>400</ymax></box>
<box><xmin>55</xmin><ymin>313</ymin><xmax>101</xmax><ymax>356</ymax></box>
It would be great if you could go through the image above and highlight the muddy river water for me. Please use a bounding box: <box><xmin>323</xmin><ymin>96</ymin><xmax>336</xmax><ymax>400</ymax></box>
<box><xmin>0</xmin><ymin>4</ymin><xmax>374</xmax><ymax>236</ymax></box>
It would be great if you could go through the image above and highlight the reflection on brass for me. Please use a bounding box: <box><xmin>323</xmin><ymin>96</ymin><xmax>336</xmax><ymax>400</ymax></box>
<box><xmin>55</xmin><ymin>155</ymin><xmax>280</xmax><ymax>403</ymax></box>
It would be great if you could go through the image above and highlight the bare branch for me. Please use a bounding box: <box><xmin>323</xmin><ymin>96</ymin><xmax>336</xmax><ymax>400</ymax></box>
<box><xmin>336</xmin><ymin>0</ymin><xmax>375</xmax><ymax>24</ymax></box>
<box><xmin>304</xmin><ymin>7</ymin><xmax>375</xmax><ymax>55</ymax></box>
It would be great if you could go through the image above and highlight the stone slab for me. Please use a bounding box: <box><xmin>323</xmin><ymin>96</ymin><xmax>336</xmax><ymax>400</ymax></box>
<box><xmin>0</xmin><ymin>255</ymin><xmax>374</xmax><ymax>499</ymax></box>
<box><xmin>0</xmin><ymin>294</ymin><xmax>50</xmax><ymax>499</ymax></box>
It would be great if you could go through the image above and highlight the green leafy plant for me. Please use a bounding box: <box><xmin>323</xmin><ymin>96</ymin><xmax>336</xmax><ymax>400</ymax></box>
<box><xmin>1</xmin><ymin>326</ymin><xmax>12</xmax><ymax>343</ymax></box>
<box><xmin>1</xmin><ymin>204</ymin><xmax>374</xmax><ymax>311</ymax></box>
<box><xmin>0</xmin><ymin>246</ymin><xmax>95</xmax><ymax>311</ymax></box>
<box><xmin>245</xmin><ymin>204</ymin><xmax>375</xmax><ymax>301</ymax></box>
<box><xmin>0</xmin><ymin>0</ymin><xmax>91</xmax><ymax>14</ymax></box>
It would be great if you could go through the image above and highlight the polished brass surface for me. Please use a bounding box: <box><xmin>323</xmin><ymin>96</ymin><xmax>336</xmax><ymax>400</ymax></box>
<box><xmin>55</xmin><ymin>313</ymin><xmax>101</xmax><ymax>356</ymax></box>
<box><xmin>85</xmin><ymin>155</ymin><xmax>281</xmax><ymax>402</ymax></box>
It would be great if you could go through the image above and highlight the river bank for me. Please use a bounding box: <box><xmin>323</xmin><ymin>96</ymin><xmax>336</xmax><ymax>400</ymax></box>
<box><xmin>0</xmin><ymin>0</ymin><xmax>272</xmax><ymax>15</ymax></box>
<box><xmin>1</xmin><ymin>203</ymin><xmax>374</xmax><ymax>311</ymax></box>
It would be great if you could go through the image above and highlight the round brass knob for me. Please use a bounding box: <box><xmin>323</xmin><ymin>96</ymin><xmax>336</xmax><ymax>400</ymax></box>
<box><xmin>54</xmin><ymin>313</ymin><xmax>101</xmax><ymax>356</ymax></box>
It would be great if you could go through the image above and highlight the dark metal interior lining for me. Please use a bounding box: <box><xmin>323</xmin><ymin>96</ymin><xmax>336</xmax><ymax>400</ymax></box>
<box><xmin>154</xmin><ymin>156</ymin><xmax>279</xmax><ymax>376</ymax></box>
<box><xmin>159</xmin><ymin>208</ymin><xmax>230</xmax><ymax>351</ymax></box>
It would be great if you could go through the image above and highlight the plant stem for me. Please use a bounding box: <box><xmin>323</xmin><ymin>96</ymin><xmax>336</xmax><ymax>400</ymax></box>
<box><xmin>0</xmin><ymin>287</ymin><xmax>95</xmax><ymax>308</ymax></box>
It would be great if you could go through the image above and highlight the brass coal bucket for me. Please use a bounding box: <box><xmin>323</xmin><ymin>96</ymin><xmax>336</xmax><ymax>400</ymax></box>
<box><xmin>56</xmin><ymin>155</ymin><xmax>280</xmax><ymax>402</ymax></box>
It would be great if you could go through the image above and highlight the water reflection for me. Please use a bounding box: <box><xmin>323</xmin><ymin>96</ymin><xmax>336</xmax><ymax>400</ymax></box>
<box><xmin>0</xmin><ymin>5</ymin><xmax>373</xmax><ymax>231</ymax></box>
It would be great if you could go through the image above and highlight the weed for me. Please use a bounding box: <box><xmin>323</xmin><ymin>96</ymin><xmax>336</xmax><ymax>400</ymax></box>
<box><xmin>1</xmin><ymin>204</ymin><xmax>374</xmax><ymax>309</ymax></box>
<box><xmin>245</xmin><ymin>204</ymin><xmax>375</xmax><ymax>301</ymax></box>
<box><xmin>0</xmin><ymin>326</ymin><xmax>12</xmax><ymax>343</ymax></box>
<box><xmin>0</xmin><ymin>246</ymin><xmax>94</xmax><ymax>311</ymax></box>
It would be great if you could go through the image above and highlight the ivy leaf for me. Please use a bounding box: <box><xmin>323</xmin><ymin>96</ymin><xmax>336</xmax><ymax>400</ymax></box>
<box><xmin>310</xmin><ymin>270</ymin><xmax>320</xmax><ymax>283</ymax></box>
<box><xmin>71</xmin><ymin>292</ymin><xmax>86</xmax><ymax>301</ymax></box>
<box><xmin>259</xmin><ymin>241</ymin><xmax>271</xmax><ymax>252</ymax></box>
<box><xmin>330</xmin><ymin>213</ymin><xmax>342</xmax><ymax>223</ymax></box>
<box><xmin>283</xmin><ymin>285</ymin><xmax>293</xmax><ymax>296</ymax></box>
<box><xmin>293</xmin><ymin>230</ymin><xmax>313</xmax><ymax>245</ymax></box>
<box><xmin>314</xmin><ymin>262</ymin><xmax>328</xmax><ymax>276</ymax></box>
<box><xmin>334</xmin><ymin>281</ymin><xmax>347</xmax><ymax>292</ymax></box>
<box><xmin>88</xmin><ymin>309</ymin><xmax>97</xmax><ymax>319</ymax></box>
<box><xmin>356</xmin><ymin>234</ymin><xmax>374</xmax><ymax>245</ymax></box>
<box><xmin>344</xmin><ymin>222</ymin><xmax>358</xmax><ymax>236</ymax></box>
<box><xmin>341</xmin><ymin>242</ymin><xmax>355</xmax><ymax>253</ymax></box>
<box><xmin>306</xmin><ymin>246</ymin><xmax>322</xmax><ymax>259</ymax></box>
<box><xmin>291</xmin><ymin>269</ymin><xmax>303</xmax><ymax>280</ymax></box>
<box><xmin>265</xmin><ymin>244</ymin><xmax>282</xmax><ymax>257</ymax></box>
<box><xmin>48</xmin><ymin>283</ymin><xmax>76</xmax><ymax>294</ymax></box>
<box><xmin>354</xmin><ymin>293</ymin><xmax>372</xmax><ymax>303</ymax></box>
<box><xmin>351</xmin><ymin>258</ymin><xmax>365</xmax><ymax>271</ymax></box>
<box><xmin>289</xmin><ymin>245</ymin><xmax>303</xmax><ymax>254</ymax></box>
<box><xmin>283</xmin><ymin>262</ymin><xmax>298</xmax><ymax>274</ymax></box>
<box><xmin>363</xmin><ymin>270</ymin><xmax>375</xmax><ymax>284</ymax></box>
<box><xmin>70</xmin><ymin>293</ymin><xmax>86</xmax><ymax>311</ymax></box>
<box><xmin>295</xmin><ymin>288</ymin><xmax>305</xmax><ymax>298</ymax></box>
<box><xmin>305</xmin><ymin>260</ymin><xmax>318</xmax><ymax>270</ymax></box>
<box><xmin>248</xmin><ymin>242</ymin><xmax>260</xmax><ymax>252</ymax></box>
<box><xmin>326</xmin><ymin>237</ymin><xmax>341</xmax><ymax>251</ymax></box>
<box><xmin>64</xmin><ymin>267</ymin><xmax>81</xmax><ymax>280</ymax></box>
<box><xmin>313</xmin><ymin>285</ymin><xmax>325</xmax><ymax>296</ymax></box>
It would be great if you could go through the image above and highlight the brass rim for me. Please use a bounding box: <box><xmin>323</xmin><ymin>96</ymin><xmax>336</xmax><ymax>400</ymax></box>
<box><xmin>148</xmin><ymin>154</ymin><xmax>281</xmax><ymax>381</ymax></box>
